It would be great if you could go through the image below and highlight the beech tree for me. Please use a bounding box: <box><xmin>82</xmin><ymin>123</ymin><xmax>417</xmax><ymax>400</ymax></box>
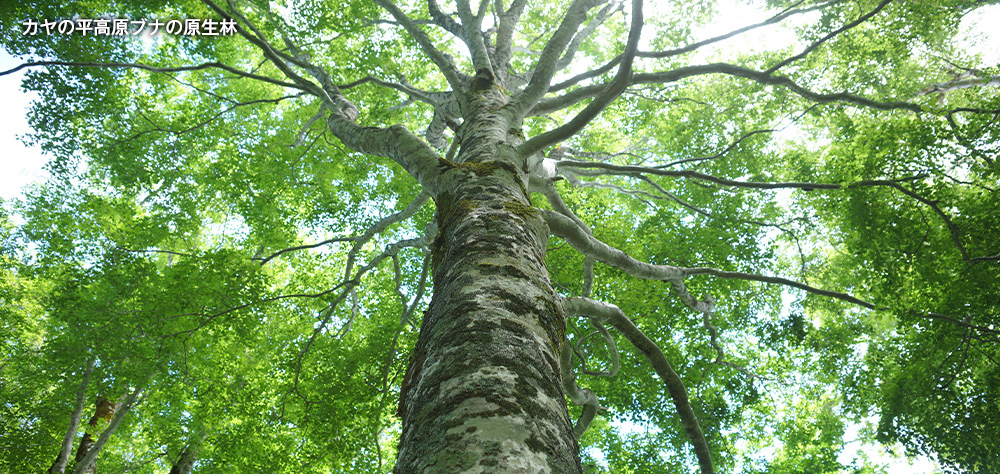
<box><xmin>2</xmin><ymin>0</ymin><xmax>999</xmax><ymax>472</ymax></box>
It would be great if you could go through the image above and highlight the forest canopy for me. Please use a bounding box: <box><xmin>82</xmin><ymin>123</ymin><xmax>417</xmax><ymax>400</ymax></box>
<box><xmin>1</xmin><ymin>0</ymin><xmax>998</xmax><ymax>473</ymax></box>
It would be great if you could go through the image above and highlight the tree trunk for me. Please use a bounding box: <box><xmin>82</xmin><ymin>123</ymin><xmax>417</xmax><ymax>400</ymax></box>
<box><xmin>48</xmin><ymin>358</ymin><xmax>95</xmax><ymax>474</ymax></box>
<box><xmin>71</xmin><ymin>396</ymin><xmax>118</xmax><ymax>474</ymax></box>
<box><xmin>71</xmin><ymin>387</ymin><xmax>141</xmax><ymax>474</ymax></box>
<box><xmin>168</xmin><ymin>432</ymin><xmax>206</xmax><ymax>474</ymax></box>
<box><xmin>395</xmin><ymin>77</ymin><xmax>581</xmax><ymax>473</ymax></box>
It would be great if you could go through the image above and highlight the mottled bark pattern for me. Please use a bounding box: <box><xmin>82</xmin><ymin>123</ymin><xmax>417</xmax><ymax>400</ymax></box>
<box><xmin>395</xmin><ymin>72</ymin><xmax>580</xmax><ymax>473</ymax></box>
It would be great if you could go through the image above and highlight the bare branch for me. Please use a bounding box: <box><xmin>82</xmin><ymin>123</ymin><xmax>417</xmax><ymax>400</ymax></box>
<box><xmin>563</xmin><ymin>296</ymin><xmax>714</xmax><ymax>474</ymax></box>
<box><xmin>255</xmin><ymin>237</ymin><xmax>358</xmax><ymax>265</ymax></box>
<box><xmin>919</xmin><ymin>74</ymin><xmax>1000</xmax><ymax>96</ymax></box>
<box><xmin>344</xmin><ymin>192</ymin><xmax>432</xmax><ymax>282</ymax></box>
<box><xmin>510</xmin><ymin>0</ymin><xmax>608</xmax><ymax>116</ymax></box>
<box><xmin>533</xmin><ymin>62</ymin><xmax>922</xmax><ymax>117</ymax></box>
<box><xmin>107</xmin><ymin>93</ymin><xmax>306</xmax><ymax>150</ymax></box>
<box><xmin>701</xmin><ymin>312</ymin><xmax>763</xmax><ymax>380</ymax></box>
<box><xmin>325</xmin><ymin>101</ymin><xmax>446</xmax><ymax>194</ymax></box>
<box><xmin>548</xmin><ymin>0</ymin><xmax>839</xmax><ymax>92</ymax></box>
<box><xmin>656</xmin><ymin>129</ymin><xmax>776</xmax><ymax>168</ymax></box>
<box><xmin>572</xmin><ymin>320</ymin><xmax>620</xmax><ymax>377</ymax></box>
<box><xmin>911</xmin><ymin>310</ymin><xmax>1000</xmax><ymax>336</ymax></box>
<box><xmin>541</xmin><ymin>208</ymin><xmax>685</xmax><ymax>280</ymax></box>
<box><xmin>683</xmin><ymin>266</ymin><xmax>876</xmax><ymax>309</ymax></box>
<box><xmin>456</xmin><ymin>0</ymin><xmax>494</xmax><ymax>72</ymax></box>
<box><xmin>494</xmin><ymin>0</ymin><xmax>528</xmax><ymax>84</ymax></box>
<box><xmin>517</xmin><ymin>0</ymin><xmax>643</xmax><ymax>157</ymax></box>
<box><xmin>557</xmin><ymin>160</ymin><xmax>972</xmax><ymax>263</ymax></box>
<box><xmin>71</xmin><ymin>386</ymin><xmax>144</xmax><ymax>474</ymax></box>
<box><xmin>0</xmin><ymin>60</ymin><xmax>302</xmax><ymax>90</ymax></box>
<box><xmin>373</xmin><ymin>0</ymin><xmax>467</xmax><ymax>91</ymax></box>
<box><xmin>763</xmin><ymin>0</ymin><xmax>893</xmax><ymax>75</ymax></box>
<box><xmin>555</xmin><ymin>1</ymin><xmax>624</xmax><ymax>72</ymax></box>
<box><xmin>560</xmin><ymin>339</ymin><xmax>602</xmax><ymax>439</ymax></box>
<box><xmin>428</xmin><ymin>0</ymin><xmax>465</xmax><ymax>39</ymax></box>
<box><xmin>542</xmin><ymin>207</ymin><xmax>879</xmax><ymax>311</ymax></box>
<box><xmin>340</xmin><ymin>75</ymin><xmax>445</xmax><ymax>106</ymax></box>
<box><xmin>202</xmin><ymin>0</ymin><xmax>323</xmax><ymax>95</ymax></box>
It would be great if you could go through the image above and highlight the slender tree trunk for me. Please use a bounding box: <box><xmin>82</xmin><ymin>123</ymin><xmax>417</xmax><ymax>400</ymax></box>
<box><xmin>48</xmin><ymin>358</ymin><xmax>96</xmax><ymax>474</ymax></box>
<box><xmin>168</xmin><ymin>432</ymin><xmax>206</xmax><ymax>474</ymax></box>
<box><xmin>395</xmin><ymin>75</ymin><xmax>580</xmax><ymax>473</ymax></box>
<box><xmin>70</xmin><ymin>386</ymin><xmax>141</xmax><ymax>474</ymax></box>
<box><xmin>71</xmin><ymin>396</ymin><xmax>118</xmax><ymax>474</ymax></box>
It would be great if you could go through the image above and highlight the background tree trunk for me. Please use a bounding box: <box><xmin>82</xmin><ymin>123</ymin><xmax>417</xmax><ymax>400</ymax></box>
<box><xmin>168</xmin><ymin>432</ymin><xmax>206</xmax><ymax>474</ymax></box>
<box><xmin>48</xmin><ymin>358</ymin><xmax>95</xmax><ymax>474</ymax></box>
<box><xmin>71</xmin><ymin>396</ymin><xmax>118</xmax><ymax>474</ymax></box>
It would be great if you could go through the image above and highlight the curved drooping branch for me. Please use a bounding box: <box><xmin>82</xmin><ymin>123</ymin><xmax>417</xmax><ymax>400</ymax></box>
<box><xmin>570</xmin><ymin>320</ymin><xmax>621</xmax><ymax>377</ymax></box>
<box><xmin>541</xmin><ymin>208</ymin><xmax>879</xmax><ymax>311</ymax></box>
<box><xmin>294</xmin><ymin>231</ymin><xmax>436</xmax><ymax>401</ymax></box>
<box><xmin>557</xmin><ymin>160</ymin><xmax>973</xmax><ymax>263</ymax></box>
<box><xmin>517</xmin><ymin>0</ymin><xmax>643</xmax><ymax>158</ymax></box>
<box><xmin>560</xmin><ymin>339</ymin><xmax>602</xmax><ymax>440</ymax></box>
<box><xmin>562</xmin><ymin>296</ymin><xmax>714</xmax><ymax>474</ymax></box>
<box><xmin>0</xmin><ymin>60</ymin><xmax>301</xmax><ymax>90</ymax></box>
<box><xmin>539</xmin><ymin>181</ymin><xmax>599</xmax><ymax>294</ymax></box>
<box><xmin>533</xmin><ymin>62</ymin><xmax>923</xmax><ymax>117</ymax></box>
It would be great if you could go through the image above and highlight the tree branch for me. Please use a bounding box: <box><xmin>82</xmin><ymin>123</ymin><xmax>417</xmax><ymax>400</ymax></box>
<box><xmin>533</xmin><ymin>62</ymin><xmax>923</xmax><ymax>117</ymax></box>
<box><xmin>456</xmin><ymin>0</ymin><xmax>494</xmax><ymax>72</ymax></box>
<box><xmin>254</xmin><ymin>237</ymin><xmax>358</xmax><ymax>265</ymax></box>
<box><xmin>762</xmin><ymin>0</ymin><xmax>893</xmax><ymax>75</ymax></box>
<box><xmin>493</xmin><ymin>0</ymin><xmax>528</xmax><ymax>84</ymax></box>
<box><xmin>428</xmin><ymin>0</ymin><xmax>465</xmax><ymax>39</ymax></box>
<box><xmin>554</xmin><ymin>0</ymin><xmax>624</xmax><ymax>72</ymax></box>
<box><xmin>557</xmin><ymin>160</ymin><xmax>971</xmax><ymax>263</ymax></box>
<box><xmin>0</xmin><ymin>60</ymin><xmax>302</xmax><ymax>90</ymax></box>
<box><xmin>71</xmin><ymin>386</ymin><xmax>144</xmax><ymax>474</ymax></box>
<box><xmin>560</xmin><ymin>339</ymin><xmax>602</xmax><ymax>439</ymax></box>
<box><xmin>373</xmin><ymin>0</ymin><xmax>467</xmax><ymax>91</ymax></box>
<box><xmin>517</xmin><ymin>0</ymin><xmax>643</xmax><ymax>157</ymax></box>
<box><xmin>509</xmin><ymin>0</ymin><xmax>608</xmax><ymax>116</ymax></box>
<box><xmin>563</xmin><ymin>296</ymin><xmax>714</xmax><ymax>474</ymax></box>
<box><xmin>548</xmin><ymin>0</ymin><xmax>839</xmax><ymax>92</ymax></box>
<box><xmin>49</xmin><ymin>358</ymin><xmax>96</xmax><ymax>474</ymax></box>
